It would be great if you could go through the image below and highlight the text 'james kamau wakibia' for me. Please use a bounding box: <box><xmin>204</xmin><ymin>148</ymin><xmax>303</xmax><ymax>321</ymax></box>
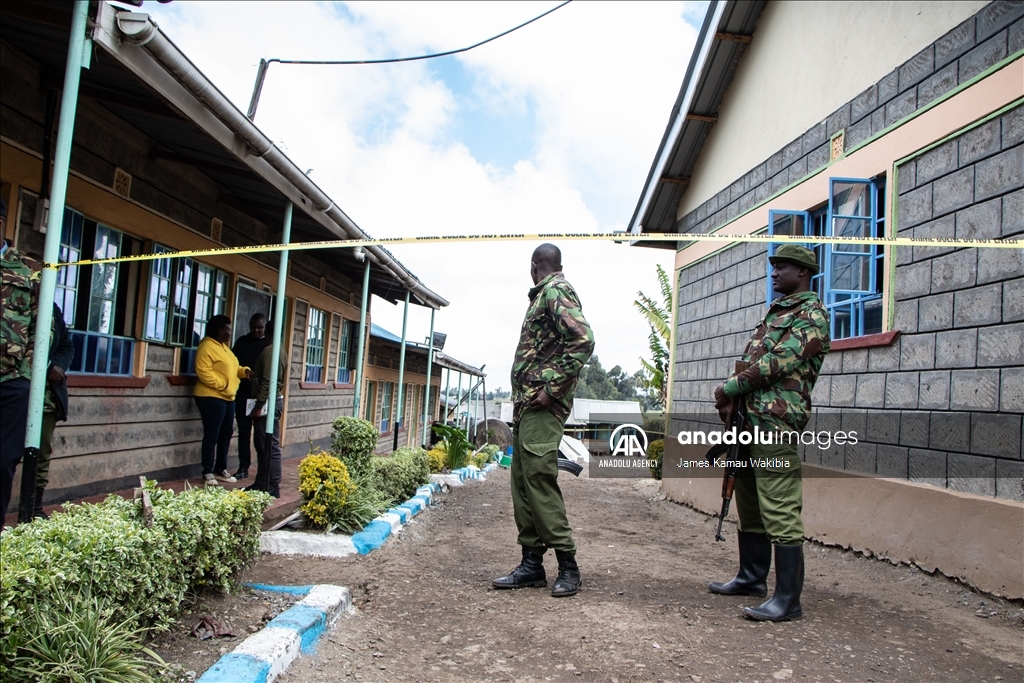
<box><xmin>674</xmin><ymin>426</ymin><xmax>859</xmax><ymax>450</ymax></box>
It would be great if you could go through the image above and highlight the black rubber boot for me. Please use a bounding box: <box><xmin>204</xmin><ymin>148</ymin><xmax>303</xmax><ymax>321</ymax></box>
<box><xmin>709</xmin><ymin>531</ymin><xmax>771</xmax><ymax>597</ymax></box>
<box><xmin>551</xmin><ymin>549</ymin><xmax>582</xmax><ymax>597</ymax></box>
<box><xmin>743</xmin><ymin>544</ymin><xmax>804</xmax><ymax>621</ymax></box>
<box><xmin>32</xmin><ymin>487</ymin><xmax>47</xmax><ymax>519</ymax></box>
<box><xmin>492</xmin><ymin>547</ymin><xmax>547</xmax><ymax>589</ymax></box>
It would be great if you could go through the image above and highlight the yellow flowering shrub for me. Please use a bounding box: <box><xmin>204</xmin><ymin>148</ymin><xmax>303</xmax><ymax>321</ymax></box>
<box><xmin>427</xmin><ymin>443</ymin><xmax>447</xmax><ymax>473</ymax></box>
<box><xmin>298</xmin><ymin>449</ymin><xmax>357</xmax><ymax>528</ymax></box>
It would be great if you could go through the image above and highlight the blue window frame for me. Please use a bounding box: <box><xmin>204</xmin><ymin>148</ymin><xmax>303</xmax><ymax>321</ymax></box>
<box><xmin>766</xmin><ymin>177</ymin><xmax>885</xmax><ymax>340</ymax></box>
<box><xmin>336</xmin><ymin>319</ymin><xmax>353</xmax><ymax>384</ymax></box>
<box><xmin>380</xmin><ymin>381</ymin><xmax>393</xmax><ymax>433</ymax></box>
<box><xmin>304</xmin><ymin>306</ymin><xmax>327</xmax><ymax>382</ymax></box>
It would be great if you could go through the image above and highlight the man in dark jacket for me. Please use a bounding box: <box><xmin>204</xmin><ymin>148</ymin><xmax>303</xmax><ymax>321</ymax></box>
<box><xmin>37</xmin><ymin>304</ymin><xmax>75</xmax><ymax>518</ymax></box>
<box><xmin>245</xmin><ymin>338</ymin><xmax>287</xmax><ymax>498</ymax></box>
<box><xmin>231</xmin><ymin>313</ymin><xmax>267</xmax><ymax>478</ymax></box>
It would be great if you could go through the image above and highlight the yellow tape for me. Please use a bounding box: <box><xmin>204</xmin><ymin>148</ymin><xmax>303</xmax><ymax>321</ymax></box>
<box><xmin>50</xmin><ymin>231</ymin><xmax>1022</xmax><ymax>269</ymax></box>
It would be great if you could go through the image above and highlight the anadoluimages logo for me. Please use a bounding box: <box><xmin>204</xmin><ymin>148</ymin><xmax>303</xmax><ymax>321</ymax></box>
<box><xmin>609</xmin><ymin>424</ymin><xmax>648</xmax><ymax>457</ymax></box>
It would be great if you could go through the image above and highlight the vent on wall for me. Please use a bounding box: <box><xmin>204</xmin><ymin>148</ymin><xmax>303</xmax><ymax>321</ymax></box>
<box><xmin>830</xmin><ymin>131</ymin><xmax>845</xmax><ymax>161</ymax></box>
<box><xmin>113</xmin><ymin>168</ymin><xmax>132</xmax><ymax>197</ymax></box>
<box><xmin>210</xmin><ymin>217</ymin><xmax>223</xmax><ymax>242</ymax></box>
<box><xmin>320</xmin><ymin>276</ymin><xmax>326</xmax><ymax>292</ymax></box>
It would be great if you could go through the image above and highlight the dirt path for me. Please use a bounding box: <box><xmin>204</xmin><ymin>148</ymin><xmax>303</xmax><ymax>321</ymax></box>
<box><xmin>230</xmin><ymin>470</ymin><xmax>1020</xmax><ymax>682</ymax></box>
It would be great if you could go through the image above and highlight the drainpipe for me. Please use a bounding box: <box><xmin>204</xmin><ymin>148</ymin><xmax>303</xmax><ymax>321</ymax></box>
<box><xmin>265</xmin><ymin>202</ymin><xmax>292</xmax><ymax>435</ymax></box>
<box><xmin>22</xmin><ymin>0</ymin><xmax>89</xmax><ymax>523</ymax></box>
<box><xmin>352</xmin><ymin>259</ymin><xmax>370</xmax><ymax>418</ymax></box>
<box><xmin>393</xmin><ymin>289</ymin><xmax>409</xmax><ymax>452</ymax></box>
<box><xmin>421</xmin><ymin>308</ymin><xmax>435</xmax><ymax>445</ymax></box>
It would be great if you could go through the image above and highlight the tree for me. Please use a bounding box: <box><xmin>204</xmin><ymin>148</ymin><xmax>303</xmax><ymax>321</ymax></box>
<box><xmin>575</xmin><ymin>356</ymin><xmax>644</xmax><ymax>402</ymax></box>
<box><xmin>634</xmin><ymin>264</ymin><xmax>672</xmax><ymax>411</ymax></box>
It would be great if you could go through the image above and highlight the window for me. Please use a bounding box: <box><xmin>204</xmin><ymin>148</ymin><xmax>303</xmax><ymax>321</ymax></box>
<box><xmin>766</xmin><ymin>176</ymin><xmax>885</xmax><ymax>340</ymax></box>
<box><xmin>59</xmin><ymin>209</ymin><xmax>139</xmax><ymax>376</ymax></box>
<box><xmin>336</xmin><ymin>319</ymin><xmax>354</xmax><ymax>384</ymax></box>
<box><xmin>178</xmin><ymin>264</ymin><xmax>230</xmax><ymax>374</ymax></box>
<box><xmin>305</xmin><ymin>306</ymin><xmax>327</xmax><ymax>382</ymax></box>
<box><xmin>55</xmin><ymin>209</ymin><xmax>83</xmax><ymax>328</ymax></box>
<box><xmin>380</xmin><ymin>381</ymin><xmax>393</xmax><ymax>433</ymax></box>
<box><xmin>364</xmin><ymin>381</ymin><xmax>377</xmax><ymax>422</ymax></box>
<box><xmin>144</xmin><ymin>245</ymin><xmax>192</xmax><ymax>346</ymax></box>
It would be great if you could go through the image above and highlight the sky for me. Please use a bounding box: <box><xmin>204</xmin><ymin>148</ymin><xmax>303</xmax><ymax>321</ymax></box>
<box><xmin>139</xmin><ymin>0</ymin><xmax>706</xmax><ymax>392</ymax></box>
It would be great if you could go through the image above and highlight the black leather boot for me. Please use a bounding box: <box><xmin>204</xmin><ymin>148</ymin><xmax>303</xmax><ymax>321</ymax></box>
<box><xmin>492</xmin><ymin>547</ymin><xmax>547</xmax><ymax>589</ymax></box>
<box><xmin>744</xmin><ymin>543</ymin><xmax>803</xmax><ymax>621</ymax></box>
<box><xmin>709</xmin><ymin>531</ymin><xmax>771</xmax><ymax>597</ymax></box>
<box><xmin>32</xmin><ymin>487</ymin><xmax>47</xmax><ymax>519</ymax></box>
<box><xmin>551</xmin><ymin>549</ymin><xmax>582</xmax><ymax>597</ymax></box>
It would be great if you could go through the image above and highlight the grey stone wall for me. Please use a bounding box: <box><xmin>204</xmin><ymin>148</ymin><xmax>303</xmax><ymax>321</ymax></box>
<box><xmin>671</xmin><ymin>4</ymin><xmax>1024</xmax><ymax>501</ymax></box>
<box><xmin>677</xmin><ymin>1</ymin><xmax>1024</xmax><ymax>238</ymax></box>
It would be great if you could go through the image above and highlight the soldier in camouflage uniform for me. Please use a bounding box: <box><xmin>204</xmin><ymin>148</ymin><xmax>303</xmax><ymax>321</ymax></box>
<box><xmin>1</xmin><ymin>198</ymin><xmax>41</xmax><ymax>518</ymax></box>
<box><xmin>493</xmin><ymin>244</ymin><xmax>595</xmax><ymax>597</ymax></box>
<box><xmin>710</xmin><ymin>244</ymin><xmax>830</xmax><ymax>622</ymax></box>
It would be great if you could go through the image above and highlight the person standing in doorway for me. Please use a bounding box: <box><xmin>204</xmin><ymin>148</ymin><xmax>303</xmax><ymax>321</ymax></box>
<box><xmin>231</xmin><ymin>313</ymin><xmax>267</xmax><ymax>479</ymax></box>
<box><xmin>493</xmin><ymin>243</ymin><xmax>595</xmax><ymax>598</ymax></box>
<box><xmin>710</xmin><ymin>244</ymin><xmax>830</xmax><ymax>622</ymax></box>
<box><xmin>194</xmin><ymin>315</ymin><xmax>251</xmax><ymax>485</ymax></box>
<box><xmin>245</xmin><ymin>336</ymin><xmax>287</xmax><ymax>498</ymax></box>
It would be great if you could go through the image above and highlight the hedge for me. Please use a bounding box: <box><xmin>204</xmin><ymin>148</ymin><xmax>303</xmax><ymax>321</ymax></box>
<box><xmin>0</xmin><ymin>483</ymin><xmax>270</xmax><ymax>676</ymax></box>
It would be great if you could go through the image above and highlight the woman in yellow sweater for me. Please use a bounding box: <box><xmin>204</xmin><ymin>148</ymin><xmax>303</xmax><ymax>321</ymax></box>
<box><xmin>194</xmin><ymin>315</ymin><xmax>251</xmax><ymax>485</ymax></box>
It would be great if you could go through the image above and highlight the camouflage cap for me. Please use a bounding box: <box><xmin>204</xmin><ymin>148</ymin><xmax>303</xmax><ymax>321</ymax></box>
<box><xmin>769</xmin><ymin>244</ymin><xmax>819</xmax><ymax>274</ymax></box>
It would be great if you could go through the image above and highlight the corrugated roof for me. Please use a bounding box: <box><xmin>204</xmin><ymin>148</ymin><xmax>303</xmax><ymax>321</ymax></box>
<box><xmin>0</xmin><ymin>0</ymin><xmax>445</xmax><ymax>305</ymax></box>
<box><xmin>627</xmin><ymin>0</ymin><xmax>767</xmax><ymax>248</ymax></box>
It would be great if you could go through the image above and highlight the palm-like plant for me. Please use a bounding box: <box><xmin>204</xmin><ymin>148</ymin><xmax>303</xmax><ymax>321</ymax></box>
<box><xmin>634</xmin><ymin>264</ymin><xmax>672</xmax><ymax>411</ymax></box>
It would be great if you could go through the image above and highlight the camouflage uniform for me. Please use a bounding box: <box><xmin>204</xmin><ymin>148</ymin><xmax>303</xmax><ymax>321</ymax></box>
<box><xmin>1</xmin><ymin>241</ymin><xmax>40</xmax><ymax>516</ymax></box>
<box><xmin>722</xmin><ymin>290</ymin><xmax>830</xmax><ymax>545</ymax></box>
<box><xmin>510</xmin><ymin>272</ymin><xmax>594</xmax><ymax>553</ymax></box>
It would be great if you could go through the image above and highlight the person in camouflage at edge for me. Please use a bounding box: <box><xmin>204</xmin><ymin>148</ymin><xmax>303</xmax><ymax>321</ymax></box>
<box><xmin>493</xmin><ymin>243</ymin><xmax>594</xmax><ymax>598</ymax></box>
<box><xmin>1</xmin><ymin>198</ymin><xmax>41</xmax><ymax>519</ymax></box>
<box><xmin>710</xmin><ymin>244</ymin><xmax>830</xmax><ymax>622</ymax></box>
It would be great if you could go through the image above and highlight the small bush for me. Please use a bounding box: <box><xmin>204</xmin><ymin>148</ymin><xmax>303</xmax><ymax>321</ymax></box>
<box><xmin>0</xmin><ymin>483</ymin><xmax>270</xmax><ymax>678</ymax></box>
<box><xmin>426</xmin><ymin>444</ymin><xmax>447</xmax><ymax>473</ymax></box>
<box><xmin>368</xmin><ymin>447</ymin><xmax>431</xmax><ymax>506</ymax></box>
<box><xmin>330</xmin><ymin>416</ymin><xmax>379</xmax><ymax>477</ymax></box>
<box><xmin>648</xmin><ymin>439</ymin><xmax>665</xmax><ymax>480</ymax></box>
<box><xmin>298</xmin><ymin>450</ymin><xmax>357</xmax><ymax>528</ymax></box>
<box><xmin>432</xmin><ymin>423</ymin><xmax>472</xmax><ymax>470</ymax></box>
<box><xmin>8</xmin><ymin>590</ymin><xmax>165</xmax><ymax>683</ymax></box>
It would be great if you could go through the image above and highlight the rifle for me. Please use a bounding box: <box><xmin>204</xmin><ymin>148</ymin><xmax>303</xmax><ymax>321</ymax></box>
<box><xmin>706</xmin><ymin>360</ymin><xmax>750</xmax><ymax>542</ymax></box>
<box><xmin>557</xmin><ymin>448</ymin><xmax>584</xmax><ymax>477</ymax></box>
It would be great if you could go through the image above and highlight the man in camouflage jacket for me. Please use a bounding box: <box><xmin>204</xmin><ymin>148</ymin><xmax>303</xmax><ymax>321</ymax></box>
<box><xmin>493</xmin><ymin>243</ymin><xmax>594</xmax><ymax>598</ymax></box>
<box><xmin>1</xmin><ymin>198</ymin><xmax>41</xmax><ymax>518</ymax></box>
<box><xmin>710</xmin><ymin>244</ymin><xmax>830</xmax><ymax>622</ymax></box>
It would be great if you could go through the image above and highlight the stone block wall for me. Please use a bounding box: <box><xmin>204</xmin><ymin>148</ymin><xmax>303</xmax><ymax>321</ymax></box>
<box><xmin>671</xmin><ymin>4</ymin><xmax>1023</xmax><ymax>501</ymax></box>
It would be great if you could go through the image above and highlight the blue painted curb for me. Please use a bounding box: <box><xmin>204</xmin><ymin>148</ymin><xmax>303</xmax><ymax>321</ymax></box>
<box><xmin>244</xmin><ymin>583</ymin><xmax>313</xmax><ymax>596</ymax></box>
<box><xmin>268</xmin><ymin>604</ymin><xmax>327</xmax><ymax>652</ymax></box>
<box><xmin>197</xmin><ymin>585</ymin><xmax>351</xmax><ymax>683</ymax></box>
<box><xmin>199</xmin><ymin>653</ymin><xmax>270</xmax><ymax>683</ymax></box>
<box><xmin>351</xmin><ymin>519</ymin><xmax>392</xmax><ymax>554</ymax></box>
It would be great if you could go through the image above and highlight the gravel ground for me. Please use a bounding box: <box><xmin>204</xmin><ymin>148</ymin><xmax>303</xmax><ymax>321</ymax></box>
<box><xmin>155</xmin><ymin>468</ymin><xmax>1023</xmax><ymax>682</ymax></box>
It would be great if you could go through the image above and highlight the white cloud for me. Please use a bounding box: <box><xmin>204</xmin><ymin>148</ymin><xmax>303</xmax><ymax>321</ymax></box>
<box><xmin>143</xmin><ymin>0</ymin><xmax>701</xmax><ymax>393</ymax></box>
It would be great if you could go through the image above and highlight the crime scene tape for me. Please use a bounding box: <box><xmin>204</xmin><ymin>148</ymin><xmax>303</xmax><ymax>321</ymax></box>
<box><xmin>52</xmin><ymin>231</ymin><xmax>1022</xmax><ymax>269</ymax></box>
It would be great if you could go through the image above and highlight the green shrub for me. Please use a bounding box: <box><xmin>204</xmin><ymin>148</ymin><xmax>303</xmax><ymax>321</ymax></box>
<box><xmin>426</xmin><ymin>443</ymin><xmax>447</xmax><ymax>473</ymax></box>
<box><xmin>8</xmin><ymin>590</ymin><xmax>165</xmax><ymax>683</ymax></box>
<box><xmin>330</xmin><ymin>416</ymin><xmax>379</xmax><ymax>477</ymax></box>
<box><xmin>298</xmin><ymin>450</ymin><xmax>357</xmax><ymax>528</ymax></box>
<box><xmin>0</xmin><ymin>483</ymin><xmax>270</xmax><ymax>679</ymax></box>
<box><xmin>369</xmin><ymin>447</ymin><xmax>431</xmax><ymax>506</ymax></box>
<box><xmin>648</xmin><ymin>439</ymin><xmax>665</xmax><ymax>480</ymax></box>
<box><xmin>431</xmin><ymin>424</ymin><xmax>472</xmax><ymax>470</ymax></box>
